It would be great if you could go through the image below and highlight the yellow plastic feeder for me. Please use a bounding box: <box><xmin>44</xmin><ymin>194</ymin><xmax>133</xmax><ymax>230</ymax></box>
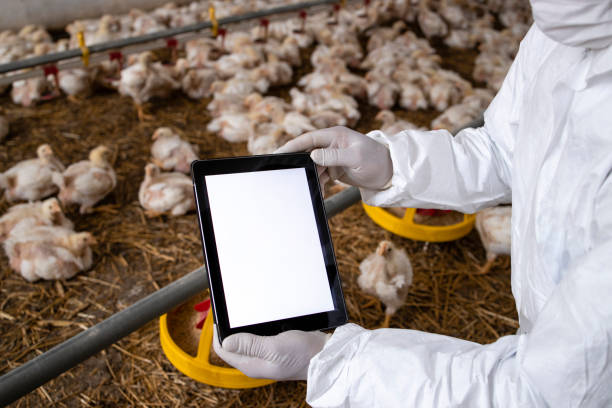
<box><xmin>160</xmin><ymin>307</ymin><xmax>275</xmax><ymax>389</ymax></box>
<box><xmin>362</xmin><ymin>204</ymin><xmax>476</xmax><ymax>242</ymax></box>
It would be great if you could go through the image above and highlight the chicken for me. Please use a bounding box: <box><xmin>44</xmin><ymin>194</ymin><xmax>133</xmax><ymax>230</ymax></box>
<box><xmin>150</xmin><ymin>127</ymin><xmax>198</xmax><ymax>174</ymax></box>
<box><xmin>417</xmin><ymin>0</ymin><xmax>448</xmax><ymax>39</ymax></box>
<box><xmin>366</xmin><ymin>21</ymin><xmax>406</xmax><ymax>52</ymax></box>
<box><xmin>281</xmin><ymin>111</ymin><xmax>316</xmax><ymax>137</ymax></box>
<box><xmin>247</xmin><ymin>123</ymin><xmax>293</xmax><ymax>155</ymax></box>
<box><xmin>0</xmin><ymin>115</ymin><xmax>8</xmax><ymax>141</ymax></box>
<box><xmin>53</xmin><ymin>146</ymin><xmax>116</xmax><ymax>214</ymax></box>
<box><xmin>174</xmin><ymin>59</ymin><xmax>217</xmax><ymax>100</ymax></box>
<box><xmin>58</xmin><ymin>68</ymin><xmax>95</xmax><ymax>101</ymax></box>
<box><xmin>358</xmin><ymin>240</ymin><xmax>413</xmax><ymax>327</ymax></box>
<box><xmin>10</xmin><ymin>77</ymin><xmax>49</xmax><ymax>107</ymax></box>
<box><xmin>0</xmin><ymin>198</ymin><xmax>73</xmax><ymax>243</ymax></box>
<box><xmin>399</xmin><ymin>82</ymin><xmax>428</xmax><ymax>111</ymax></box>
<box><xmin>118</xmin><ymin>52</ymin><xmax>180</xmax><ymax>121</ymax></box>
<box><xmin>375</xmin><ymin>110</ymin><xmax>421</xmax><ymax>135</ymax></box>
<box><xmin>366</xmin><ymin>76</ymin><xmax>400</xmax><ymax>110</ymax></box>
<box><xmin>138</xmin><ymin>164</ymin><xmax>194</xmax><ymax>217</ymax></box>
<box><xmin>4</xmin><ymin>222</ymin><xmax>96</xmax><ymax>282</ymax></box>
<box><xmin>0</xmin><ymin>144</ymin><xmax>64</xmax><ymax>202</ymax></box>
<box><xmin>475</xmin><ymin>206</ymin><xmax>511</xmax><ymax>274</ymax></box>
<box><xmin>245</xmin><ymin>93</ymin><xmax>290</xmax><ymax>123</ymax></box>
<box><xmin>207</xmin><ymin>112</ymin><xmax>254</xmax><ymax>143</ymax></box>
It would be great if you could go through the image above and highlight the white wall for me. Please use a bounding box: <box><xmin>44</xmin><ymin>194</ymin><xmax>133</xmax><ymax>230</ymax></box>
<box><xmin>0</xmin><ymin>0</ymin><xmax>193</xmax><ymax>30</ymax></box>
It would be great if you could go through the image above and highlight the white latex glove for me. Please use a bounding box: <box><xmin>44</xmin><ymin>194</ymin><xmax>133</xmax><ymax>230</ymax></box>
<box><xmin>275</xmin><ymin>127</ymin><xmax>393</xmax><ymax>191</ymax></box>
<box><xmin>213</xmin><ymin>325</ymin><xmax>331</xmax><ymax>381</ymax></box>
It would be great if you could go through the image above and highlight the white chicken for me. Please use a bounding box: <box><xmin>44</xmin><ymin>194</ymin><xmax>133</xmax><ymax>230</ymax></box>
<box><xmin>417</xmin><ymin>0</ymin><xmax>448</xmax><ymax>39</ymax></box>
<box><xmin>0</xmin><ymin>198</ymin><xmax>73</xmax><ymax>242</ymax></box>
<box><xmin>358</xmin><ymin>240</ymin><xmax>414</xmax><ymax>328</ymax></box>
<box><xmin>138</xmin><ymin>164</ymin><xmax>194</xmax><ymax>217</ymax></box>
<box><xmin>281</xmin><ymin>111</ymin><xmax>316</xmax><ymax>137</ymax></box>
<box><xmin>207</xmin><ymin>112</ymin><xmax>254</xmax><ymax>143</ymax></box>
<box><xmin>53</xmin><ymin>145</ymin><xmax>116</xmax><ymax>214</ymax></box>
<box><xmin>247</xmin><ymin>123</ymin><xmax>292</xmax><ymax>155</ymax></box>
<box><xmin>0</xmin><ymin>144</ymin><xmax>64</xmax><ymax>202</ymax></box>
<box><xmin>475</xmin><ymin>206</ymin><xmax>511</xmax><ymax>274</ymax></box>
<box><xmin>375</xmin><ymin>110</ymin><xmax>421</xmax><ymax>135</ymax></box>
<box><xmin>150</xmin><ymin>127</ymin><xmax>198</xmax><ymax>174</ymax></box>
<box><xmin>174</xmin><ymin>59</ymin><xmax>217</xmax><ymax>100</ymax></box>
<box><xmin>4</xmin><ymin>222</ymin><xmax>96</xmax><ymax>282</ymax></box>
<box><xmin>366</xmin><ymin>21</ymin><xmax>406</xmax><ymax>52</ymax></box>
<box><xmin>399</xmin><ymin>82</ymin><xmax>428</xmax><ymax>111</ymax></box>
<box><xmin>58</xmin><ymin>68</ymin><xmax>96</xmax><ymax>101</ymax></box>
<box><xmin>118</xmin><ymin>51</ymin><xmax>180</xmax><ymax>121</ymax></box>
<box><xmin>10</xmin><ymin>77</ymin><xmax>49</xmax><ymax>107</ymax></box>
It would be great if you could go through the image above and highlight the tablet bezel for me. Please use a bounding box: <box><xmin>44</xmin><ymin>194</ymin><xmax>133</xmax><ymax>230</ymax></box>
<box><xmin>192</xmin><ymin>153</ymin><xmax>347</xmax><ymax>343</ymax></box>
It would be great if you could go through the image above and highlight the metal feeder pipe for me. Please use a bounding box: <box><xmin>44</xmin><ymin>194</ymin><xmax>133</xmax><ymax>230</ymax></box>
<box><xmin>0</xmin><ymin>0</ymin><xmax>356</xmax><ymax>75</ymax></box>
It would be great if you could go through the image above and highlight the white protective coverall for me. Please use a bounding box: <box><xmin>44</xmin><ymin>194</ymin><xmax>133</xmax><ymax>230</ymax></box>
<box><xmin>306</xmin><ymin>3</ymin><xmax>612</xmax><ymax>407</ymax></box>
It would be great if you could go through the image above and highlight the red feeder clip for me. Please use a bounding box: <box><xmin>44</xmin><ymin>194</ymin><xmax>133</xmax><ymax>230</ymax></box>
<box><xmin>41</xmin><ymin>64</ymin><xmax>60</xmax><ymax>100</ymax></box>
<box><xmin>259</xmin><ymin>18</ymin><xmax>270</xmax><ymax>41</ymax></box>
<box><xmin>218</xmin><ymin>27</ymin><xmax>227</xmax><ymax>47</ymax></box>
<box><xmin>297</xmin><ymin>10</ymin><xmax>307</xmax><ymax>32</ymax></box>
<box><xmin>165</xmin><ymin>37</ymin><xmax>179</xmax><ymax>63</ymax></box>
<box><xmin>109</xmin><ymin>51</ymin><xmax>124</xmax><ymax>68</ymax></box>
<box><xmin>194</xmin><ymin>298</ymin><xmax>211</xmax><ymax>330</ymax></box>
<box><xmin>166</xmin><ymin>37</ymin><xmax>178</xmax><ymax>49</ymax></box>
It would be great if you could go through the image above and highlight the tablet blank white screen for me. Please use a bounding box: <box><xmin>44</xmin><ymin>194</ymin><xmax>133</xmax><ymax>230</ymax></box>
<box><xmin>205</xmin><ymin>168</ymin><xmax>335</xmax><ymax>328</ymax></box>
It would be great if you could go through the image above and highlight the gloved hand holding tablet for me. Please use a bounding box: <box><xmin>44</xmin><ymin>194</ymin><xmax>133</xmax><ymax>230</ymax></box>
<box><xmin>191</xmin><ymin>153</ymin><xmax>347</xmax><ymax>345</ymax></box>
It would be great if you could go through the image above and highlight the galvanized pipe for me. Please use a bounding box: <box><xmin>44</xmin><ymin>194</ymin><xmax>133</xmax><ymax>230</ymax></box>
<box><xmin>0</xmin><ymin>185</ymin><xmax>362</xmax><ymax>406</ymax></box>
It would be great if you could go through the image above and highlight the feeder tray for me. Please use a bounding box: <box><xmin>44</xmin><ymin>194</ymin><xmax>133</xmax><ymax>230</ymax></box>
<box><xmin>160</xmin><ymin>306</ymin><xmax>275</xmax><ymax>389</ymax></box>
<box><xmin>362</xmin><ymin>203</ymin><xmax>476</xmax><ymax>242</ymax></box>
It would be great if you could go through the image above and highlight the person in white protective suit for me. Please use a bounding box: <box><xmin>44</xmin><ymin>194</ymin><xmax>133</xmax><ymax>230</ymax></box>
<box><xmin>213</xmin><ymin>0</ymin><xmax>612</xmax><ymax>406</ymax></box>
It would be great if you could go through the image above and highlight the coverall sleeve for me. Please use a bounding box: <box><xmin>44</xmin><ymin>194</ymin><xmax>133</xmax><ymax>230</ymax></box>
<box><xmin>306</xmin><ymin>176</ymin><xmax>612</xmax><ymax>408</ymax></box>
<box><xmin>359</xmin><ymin>29</ymin><xmax>530</xmax><ymax>214</ymax></box>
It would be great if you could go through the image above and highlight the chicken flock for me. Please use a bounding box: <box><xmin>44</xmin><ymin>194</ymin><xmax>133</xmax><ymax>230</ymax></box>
<box><xmin>0</xmin><ymin>0</ymin><xmax>521</xmax><ymax>326</ymax></box>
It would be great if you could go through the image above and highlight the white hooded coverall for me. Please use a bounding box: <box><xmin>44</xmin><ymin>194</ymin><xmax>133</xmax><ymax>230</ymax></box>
<box><xmin>306</xmin><ymin>3</ymin><xmax>612</xmax><ymax>407</ymax></box>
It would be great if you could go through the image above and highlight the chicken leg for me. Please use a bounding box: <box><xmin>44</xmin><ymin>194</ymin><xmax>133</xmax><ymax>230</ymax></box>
<box><xmin>477</xmin><ymin>255</ymin><xmax>497</xmax><ymax>275</ymax></box>
<box><xmin>381</xmin><ymin>313</ymin><xmax>392</xmax><ymax>328</ymax></box>
<box><xmin>136</xmin><ymin>103</ymin><xmax>154</xmax><ymax>122</ymax></box>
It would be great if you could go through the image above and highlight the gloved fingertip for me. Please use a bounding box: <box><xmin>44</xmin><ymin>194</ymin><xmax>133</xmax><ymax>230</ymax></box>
<box><xmin>222</xmin><ymin>335</ymin><xmax>240</xmax><ymax>353</ymax></box>
<box><xmin>310</xmin><ymin>149</ymin><xmax>324</xmax><ymax>165</ymax></box>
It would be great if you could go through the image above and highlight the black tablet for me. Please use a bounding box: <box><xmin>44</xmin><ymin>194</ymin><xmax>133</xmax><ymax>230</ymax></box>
<box><xmin>192</xmin><ymin>153</ymin><xmax>347</xmax><ymax>343</ymax></box>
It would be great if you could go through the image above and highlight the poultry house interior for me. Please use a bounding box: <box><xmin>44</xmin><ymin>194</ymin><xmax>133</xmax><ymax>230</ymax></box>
<box><xmin>0</xmin><ymin>0</ymin><xmax>522</xmax><ymax>405</ymax></box>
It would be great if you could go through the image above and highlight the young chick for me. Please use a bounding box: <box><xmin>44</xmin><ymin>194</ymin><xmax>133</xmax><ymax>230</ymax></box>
<box><xmin>5</xmin><ymin>223</ymin><xmax>95</xmax><ymax>282</ymax></box>
<box><xmin>0</xmin><ymin>198</ymin><xmax>73</xmax><ymax>242</ymax></box>
<box><xmin>475</xmin><ymin>206</ymin><xmax>511</xmax><ymax>274</ymax></box>
<box><xmin>151</xmin><ymin>127</ymin><xmax>198</xmax><ymax>174</ymax></box>
<box><xmin>58</xmin><ymin>68</ymin><xmax>95</xmax><ymax>102</ymax></box>
<box><xmin>281</xmin><ymin>111</ymin><xmax>316</xmax><ymax>137</ymax></box>
<box><xmin>10</xmin><ymin>77</ymin><xmax>49</xmax><ymax>107</ymax></box>
<box><xmin>138</xmin><ymin>164</ymin><xmax>194</xmax><ymax>217</ymax></box>
<box><xmin>175</xmin><ymin>59</ymin><xmax>217</xmax><ymax>100</ymax></box>
<box><xmin>53</xmin><ymin>146</ymin><xmax>116</xmax><ymax>214</ymax></box>
<box><xmin>247</xmin><ymin>123</ymin><xmax>291</xmax><ymax>155</ymax></box>
<box><xmin>417</xmin><ymin>0</ymin><xmax>448</xmax><ymax>39</ymax></box>
<box><xmin>358</xmin><ymin>240</ymin><xmax>413</xmax><ymax>327</ymax></box>
<box><xmin>375</xmin><ymin>110</ymin><xmax>421</xmax><ymax>135</ymax></box>
<box><xmin>118</xmin><ymin>52</ymin><xmax>180</xmax><ymax>121</ymax></box>
<box><xmin>0</xmin><ymin>144</ymin><xmax>64</xmax><ymax>202</ymax></box>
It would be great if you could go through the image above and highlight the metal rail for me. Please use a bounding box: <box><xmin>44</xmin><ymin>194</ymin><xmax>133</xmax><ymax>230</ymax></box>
<box><xmin>0</xmin><ymin>0</ymin><xmax>356</xmax><ymax>76</ymax></box>
<box><xmin>0</xmin><ymin>185</ymin><xmax>362</xmax><ymax>406</ymax></box>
